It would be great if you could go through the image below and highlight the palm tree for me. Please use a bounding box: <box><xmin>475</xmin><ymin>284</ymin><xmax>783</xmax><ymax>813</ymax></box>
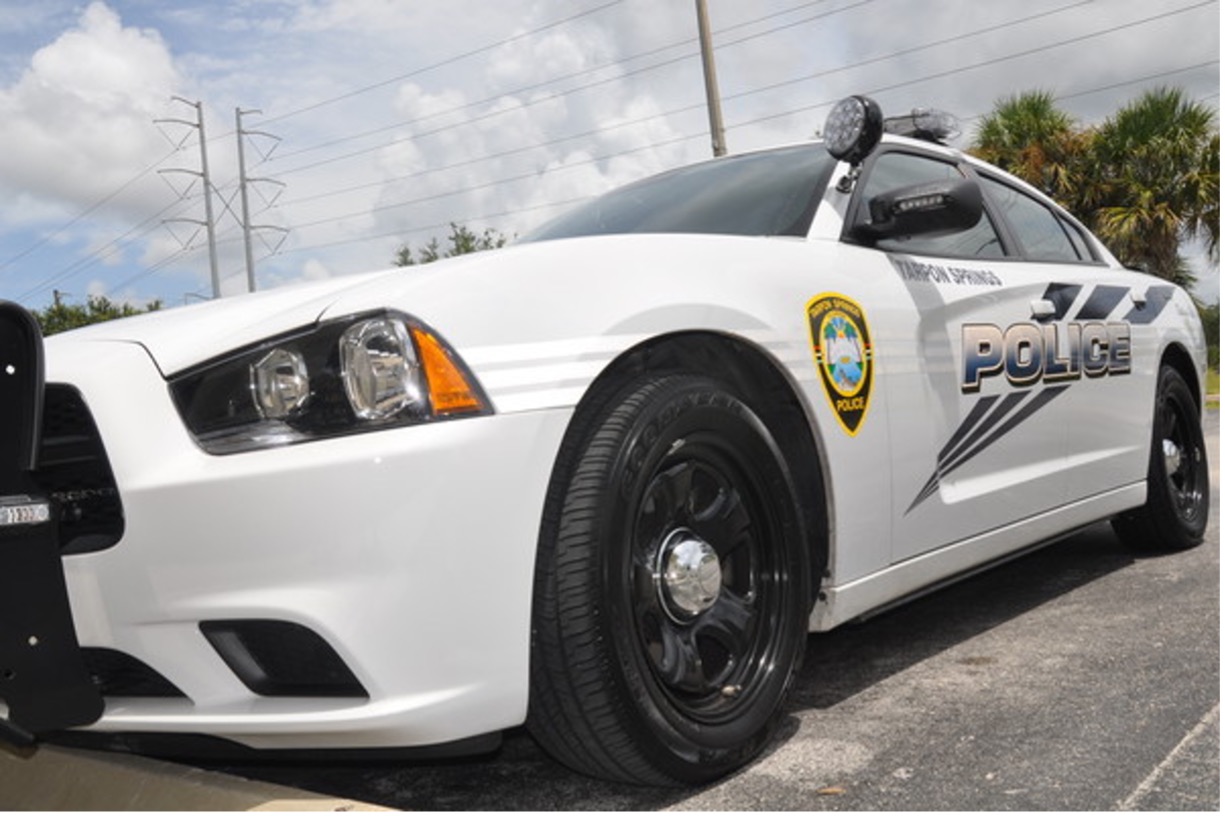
<box><xmin>972</xmin><ymin>91</ymin><xmax>1090</xmax><ymax>208</ymax></box>
<box><xmin>1090</xmin><ymin>88</ymin><xmax>1219</xmax><ymax>284</ymax></box>
<box><xmin>972</xmin><ymin>88</ymin><xmax>1219</xmax><ymax>286</ymax></box>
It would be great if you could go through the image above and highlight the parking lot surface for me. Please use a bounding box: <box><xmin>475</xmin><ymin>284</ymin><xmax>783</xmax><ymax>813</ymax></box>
<box><xmin>189</xmin><ymin>411</ymin><xmax>1217</xmax><ymax>811</ymax></box>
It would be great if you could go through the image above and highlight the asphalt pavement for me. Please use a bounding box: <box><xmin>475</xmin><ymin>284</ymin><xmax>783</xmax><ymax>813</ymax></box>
<box><xmin>197</xmin><ymin>410</ymin><xmax>1219</xmax><ymax>810</ymax></box>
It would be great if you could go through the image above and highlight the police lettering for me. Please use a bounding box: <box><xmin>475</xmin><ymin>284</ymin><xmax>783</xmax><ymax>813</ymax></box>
<box><xmin>962</xmin><ymin>322</ymin><xmax>1130</xmax><ymax>393</ymax></box>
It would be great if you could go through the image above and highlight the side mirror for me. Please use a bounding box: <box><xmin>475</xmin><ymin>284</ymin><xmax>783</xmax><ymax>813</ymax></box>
<box><xmin>852</xmin><ymin>178</ymin><xmax>983</xmax><ymax>242</ymax></box>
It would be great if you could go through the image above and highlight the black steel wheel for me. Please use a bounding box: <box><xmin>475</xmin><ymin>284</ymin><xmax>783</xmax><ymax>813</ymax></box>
<box><xmin>528</xmin><ymin>374</ymin><xmax>810</xmax><ymax>785</ymax></box>
<box><xmin>1112</xmin><ymin>365</ymin><xmax>1209</xmax><ymax>551</ymax></box>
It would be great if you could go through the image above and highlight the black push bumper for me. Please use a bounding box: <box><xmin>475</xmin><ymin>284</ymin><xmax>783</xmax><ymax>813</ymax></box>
<box><xmin>0</xmin><ymin>301</ymin><xmax>103</xmax><ymax>745</ymax></box>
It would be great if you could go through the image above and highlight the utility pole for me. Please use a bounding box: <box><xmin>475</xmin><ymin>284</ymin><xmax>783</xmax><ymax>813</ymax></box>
<box><xmin>235</xmin><ymin>108</ymin><xmax>285</xmax><ymax>293</ymax></box>
<box><xmin>695</xmin><ymin>0</ymin><xmax>727</xmax><ymax>157</ymax></box>
<box><xmin>236</xmin><ymin>107</ymin><xmax>258</xmax><ymax>293</ymax></box>
<box><xmin>157</xmin><ymin>98</ymin><xmax>221</xmax><ymax>298</ymax></box>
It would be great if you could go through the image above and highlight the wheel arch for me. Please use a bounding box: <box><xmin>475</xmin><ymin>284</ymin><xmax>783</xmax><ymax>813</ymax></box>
<box><xmin>547</xmin><ymin>330</ymin><xmax>831</xmax><ymax>600</ymax></box>
<box><xmin>1160</xmin><ymin>342</ymin><xmax>1203</xmax><ymax>414</ymax></box>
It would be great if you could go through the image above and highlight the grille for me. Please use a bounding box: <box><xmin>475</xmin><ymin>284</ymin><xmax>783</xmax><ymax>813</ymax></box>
<box><xmin>34</xmin><ymin>385</ymin><xmax>125</xmax><ymax>554</ymax></box>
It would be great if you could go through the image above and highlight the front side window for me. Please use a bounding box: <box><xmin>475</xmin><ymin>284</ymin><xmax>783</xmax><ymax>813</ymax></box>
<box><xmin>522</xmin><ymin>144</ymin><xmax>836</xmax><ymax>242</ymax></box>
<box><xmin>856</xmin><ymin>151</ymin><xmax>1004</xmax><ymax>259</ymax></box>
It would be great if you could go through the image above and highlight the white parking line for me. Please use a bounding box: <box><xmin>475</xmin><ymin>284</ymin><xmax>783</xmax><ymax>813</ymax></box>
<box><xmin>1116</xmin><ymin>701</ymin><xmax>1220</xmax><ymax>811</ymax></box>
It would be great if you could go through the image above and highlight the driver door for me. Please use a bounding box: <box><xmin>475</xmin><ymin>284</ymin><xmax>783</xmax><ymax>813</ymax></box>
<box><xmin>848</xmin><ymin>149</ymin><xmax>1073</xmax><ymax>563</ymax></box>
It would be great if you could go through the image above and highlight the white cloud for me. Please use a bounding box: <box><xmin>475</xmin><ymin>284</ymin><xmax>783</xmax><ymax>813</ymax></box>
<box><xmin>0</xmin><ymin>2</ymin><xmax>182</xmax><ymax>219</ymax></box>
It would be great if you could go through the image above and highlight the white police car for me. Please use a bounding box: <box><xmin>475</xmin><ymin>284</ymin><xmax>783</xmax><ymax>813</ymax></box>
<box><xmin>0</xmin><ymin>95</ymin><xmax>1209</xmax><ymax>785</ymax></box>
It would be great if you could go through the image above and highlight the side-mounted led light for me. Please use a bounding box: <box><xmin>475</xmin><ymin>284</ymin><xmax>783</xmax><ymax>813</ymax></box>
<box><xmin>823</xmin><ymin>95</ymin><xmax>883</xmax><ymax>165</ymax></box>
<box><xmin>893</xmin><ymin>192</ymin><xmax>949</xmax><ymax>213</ymax></box>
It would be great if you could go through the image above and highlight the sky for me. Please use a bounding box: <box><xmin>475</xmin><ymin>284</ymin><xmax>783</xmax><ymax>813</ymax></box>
<box><xmin>0</xmin><ymin>0</ymin><xmax>1218</xmax><ymax>311</ymax></box>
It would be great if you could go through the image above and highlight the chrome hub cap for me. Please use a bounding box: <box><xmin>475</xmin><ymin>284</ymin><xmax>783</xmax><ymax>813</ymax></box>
<box><xmin>658</xmin><ymin>529</ymin><xmax>722</xmax><ymax>620</ymax></box>
<box><xmin>1162</xmin><ymin>437</ymin><xmax>1183</xmax><ymax>478</ymax></box>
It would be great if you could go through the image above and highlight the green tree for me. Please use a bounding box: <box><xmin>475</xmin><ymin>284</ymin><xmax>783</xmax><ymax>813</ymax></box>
<box><xmin>971</xmin><ymin>87</ymin><xmax>1219</xmax><ymax>287</ymax></box>
<box><xmin>394</xmin><ymin>222</ymin><xmax>510</xmax><ymax>266</ymax></box>
<box><xmin>1090</xmin><ymin>88</ymin><xmax>1219</xmax><ymax>284</ymax></box>
<box><xmin>973</xmin><ymin>90</ymin><xmax>1090</xmax><ymax>205</ymax></box>
<box><xmin>33</xmin><ymin>294</ymin><xmax>162</xmax><ymax>336</ymax></box>
<box><xmin>1200</xmin><ymin>301</ymin><xmax>1219</xmax><ymax>369</ymax></box>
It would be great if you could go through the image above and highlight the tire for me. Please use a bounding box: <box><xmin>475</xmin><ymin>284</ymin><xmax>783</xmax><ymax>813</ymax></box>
<box><xmin>1112</xmin><ymin>365</ymin><xmax>1210</xmax><ymax>551</ymax></box>
<box><xmin>527</xmin><ymin>374</ymin><xmax>811</xmax><ymax>785</ymax></box>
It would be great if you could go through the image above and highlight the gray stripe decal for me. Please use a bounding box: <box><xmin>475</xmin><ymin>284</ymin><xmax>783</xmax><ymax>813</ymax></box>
<box><xmin>1041</xmin><ymin>283</ymin><xmax>1082</xmax><ymax>321</ymax></box>
<box><xmin>907</xmin><ymin>386</ymin><xmax>1069</xmax><ymax>514</ymax></box>
<box><xmin>1123</xmin><ymin>285</ymin><xmax>1175</xmax><ymax>325</ymax></box>
<box><xmin>1075</xmin><ymin>285</ymin><xmax>1129</xmax><ymax>320</ymax></box>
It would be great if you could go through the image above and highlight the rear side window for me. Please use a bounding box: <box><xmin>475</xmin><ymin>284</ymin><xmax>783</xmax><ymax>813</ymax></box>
<box><xmin>980</xmin><ymin>176</ymin><xmax>1087</xmax><ymax>262</ymax></box>
<box><xmin>1058</xmin><ymin>214</ymin><xmax>1097</xmax><ymax>261</ymax></box>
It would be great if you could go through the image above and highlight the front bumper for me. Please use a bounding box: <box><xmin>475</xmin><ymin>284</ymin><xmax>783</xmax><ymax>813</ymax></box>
<box><xmin>40</xmin><ymin>338</ymin><xmax>571</xmax><ymax>750</ymax></box>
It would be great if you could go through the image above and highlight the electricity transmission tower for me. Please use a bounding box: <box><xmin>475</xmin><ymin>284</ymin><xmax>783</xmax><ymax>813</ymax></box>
<box><xmin>155</xmin><ymin>97</ymin><xmax>221</xmax><ymax>298</ymax></box>
<box><xmin>155</xmin><ymin>101</ymin><xmax>285</xmax><ymax>297</ymax></box>
<box><xmin>235</xmin><ymin>108</ymin><xmax>286</xmax><ymax>293</ymax></box>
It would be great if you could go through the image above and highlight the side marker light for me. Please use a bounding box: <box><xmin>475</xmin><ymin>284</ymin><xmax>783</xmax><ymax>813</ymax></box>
<box><xmin>411</xmin><ymin>327</ymin><xmax>487</xmax><ymax>415</ymax></box>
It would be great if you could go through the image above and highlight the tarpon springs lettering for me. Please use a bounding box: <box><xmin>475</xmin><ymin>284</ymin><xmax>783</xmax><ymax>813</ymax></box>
<box><xmin>890</xmin><ymin>256</ymin><xmax>1003</xmax><ymax>287</ymax></box>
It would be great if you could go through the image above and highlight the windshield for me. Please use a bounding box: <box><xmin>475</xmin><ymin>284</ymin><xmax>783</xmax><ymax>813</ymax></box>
<box><xmin>522</xmin><ymin>143</ymin><xmax>836</xmax><ymax>243</ymax></box>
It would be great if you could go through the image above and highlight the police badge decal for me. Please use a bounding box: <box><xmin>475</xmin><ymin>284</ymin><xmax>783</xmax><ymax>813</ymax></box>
<box><xmin>806</xmin><ymin>293</ymin><xmax>874</xmax><ymax>436</ymax></box>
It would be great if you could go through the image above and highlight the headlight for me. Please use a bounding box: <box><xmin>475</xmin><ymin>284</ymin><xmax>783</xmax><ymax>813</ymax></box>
<box><xmin>339</xmin><ymin>317</ymin><xmax>419</xmax><ymax>421</ymax></box>
<box><xmin>170</xmin><ymin>311</ymin><xmax>491</xmax><ymax>454</ymax></box>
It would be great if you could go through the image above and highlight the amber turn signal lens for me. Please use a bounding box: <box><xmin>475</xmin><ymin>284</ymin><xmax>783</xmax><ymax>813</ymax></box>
<box><xmin>411</xmin><ymin>327</ymin><xmax>486</xmax><ymax>415</ymax></box>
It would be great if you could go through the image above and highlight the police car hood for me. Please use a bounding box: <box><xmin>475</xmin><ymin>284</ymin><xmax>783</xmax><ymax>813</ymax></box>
<box><xmin>42</xmin><ymin>241</ymin><xmax>573</xmax><ymax>375</ymax></box>
<box><xmin>42</xmin><ymin>267</ymin><xmax>412</xmax><ymax>376</ymax></box>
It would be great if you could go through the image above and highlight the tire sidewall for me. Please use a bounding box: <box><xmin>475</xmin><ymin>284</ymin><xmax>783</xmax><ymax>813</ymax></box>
<box><xmin>592</xmin><ymin>376</ymin><xmax>809</xmax><ymax>780</ymax></box>
<box><xmin>1148</xmin><ymin>367</ymin><xmax>1209</xmax><ymax>545</ymax></box>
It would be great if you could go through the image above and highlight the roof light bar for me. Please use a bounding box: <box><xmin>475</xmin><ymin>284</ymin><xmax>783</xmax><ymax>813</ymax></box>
<box><xmin>883</xmin><ymin>108</ymin><xmax>961</xmax><ymax>145</ymax></box>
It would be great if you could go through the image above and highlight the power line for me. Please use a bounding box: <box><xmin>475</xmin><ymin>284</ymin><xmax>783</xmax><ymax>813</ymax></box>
<box><xmin>268</xmin><ymin>0</ymin><xmax>852</xmax><ymax>165</ymax></box>
<box><xmin>1</xmin><ymin>2</ymin><xmax>624</xmax><ymax>297</ymax></box>
<box><xmin>0</xmin><ymin>146</ymin><xmax>179</xmax><ymax>274</ymax></box>
<box><xmin>723</xmin><ymin>0</ymin><xmax>1220</xmax><ymax>132</ymax></box>
<box><xmin>271</xmin><ymin>0</ymin><xmax>874</xmax><ymax>177</ymax></box>
<box><xmin>258</xmin><ymin>1</ymin><xmax>625</xmax><ymax>126</ymax></box>
<box><xmin>275</xmin><ymin>2</ymin><xmax>1211</xmax><ymax>234</ymax></box>
<box><xmin>273</xmin><ymin>0</ymin><xmax>1143</xmax><ymax>188</ymax></box>
<box><xmin>276</xmin><ymin>0</ymin><xmax>1091</xmax><ymax>209</ymax></box>
<box><xmin>284</xmin><ymin>131</ymin><xmax>706</xmax><ymax>233</ymax></box>
<box><xmin>277</xmin><ymin>55</ymin><xmax>1221</xmax><ymax>257</ymax></box>
<box><xmin>960</xmin><ymin>59</ymin><xmax>1222</xmax><ymax>125</ymax></box>
<box><xmin>277</xmin><ymin>195</ymin><xmax>595</xmax><ymax>259</ymax></box>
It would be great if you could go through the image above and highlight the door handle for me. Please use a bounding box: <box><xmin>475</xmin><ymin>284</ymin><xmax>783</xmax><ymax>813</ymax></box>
<box><xmin>1030</xmin><ymin>299</ymin><xmax>1056</xmax><ymax>320</ymax></box>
